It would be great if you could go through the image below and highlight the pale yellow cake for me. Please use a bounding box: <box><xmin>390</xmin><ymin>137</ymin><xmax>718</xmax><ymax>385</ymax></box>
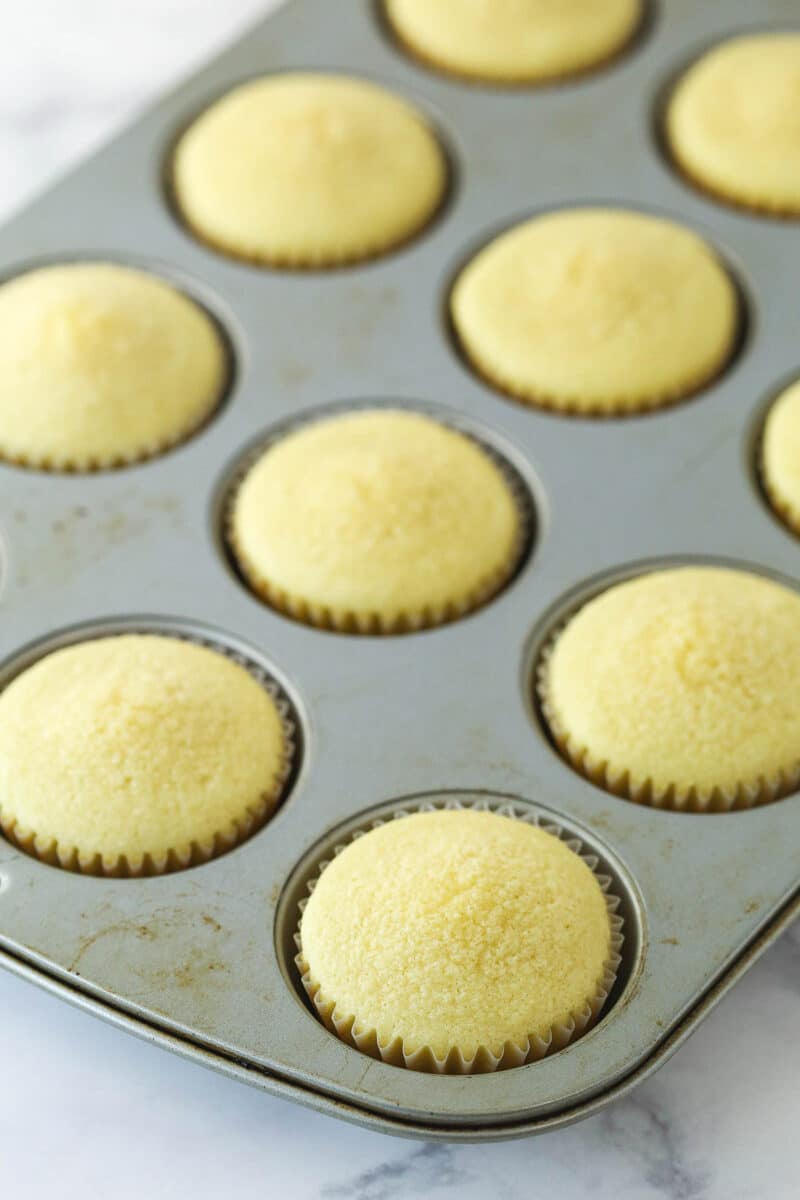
<box><xmin>450</xmin><ymin>208</ymin><xmax>738</xmax><ymax>414</ymax></box>
<box><xmin>540</xmin><ymin>567</ymin><xmax>800</xmax><ymax>809</ymax></box>
<box><xmin>299</xmin><ymin>809</ymin><xmax>614</xmax><ymax>1070</ymax></box>
<box><xmin>0</xmin><ymin>263</ymin><xmax>226</xmax><ymax>470</ymax></box>
<box><xmin>0</xmin><ymin>635</ymin><xmax>288</xmax><ymax>874</ymax></box>
<box><xmin>384</xmin><ymin>0</ymin><xmax>641</xmax><ymax>84</ymax></box>
<box><xmin>762</xmin><ymin>380</ymin><xmax>800</xmax><ymax>533</ymax></box>
<box><xmin>229</xmin><ymin>410</ymin><xmax>523</xmax><ymax>631</ymax></box>
<box><xmin>172</xmin><ymin>73</ymin><xmax>447</xmax><ymax>266</ymax></box>
<box><xmin>666</xmin><ymin>34</ymin><xmax>800</xmax><ymax>215</ymax></box>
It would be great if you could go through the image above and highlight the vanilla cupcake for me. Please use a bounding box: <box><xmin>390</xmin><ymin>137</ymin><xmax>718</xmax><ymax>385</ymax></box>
<box><xmin>450</xmin><ymin>208</ymin><xmax>739</xmax><ymax>415</ymax></box>
<box><xmin>762</xmin><ymin>379</ymin><xmax>800</xmax><ymax>534</ymax></box>
<box><xmin>666</xmin><ymin>34</ymin><xmax>800</xmax><ymax>216</ymax></box>
<box><xmin>298</xmin><ymin>807</ymin><xmax>620</xmax><ymax>1072</ymax></box>
<box><xmin>0</xmin><ymin>263</ymin><xmax>227</xmax><ymax>470</ymax></box>
<box><xmin>384</xmin><ymin>0</ymin><xmax>642</xmax><ymax>85</ymax></box>
<box><xmin>539</xmin><ymin>566</ymin><xmax>800</xmax><ymax>810</ymax></box>
<box><xmin>171</xmin><ymin>73</ymin><xmax>447</xmax><ymax>266</ymax></box>
<box><xmin>228</xmin><ymin>409</ymin><xmax>526</xmax><ymax>632</ymax></box>
<box><xmin>0</xmin><ymin>635</ymin><xmax>291</xmax><ymax>874</ymax></box>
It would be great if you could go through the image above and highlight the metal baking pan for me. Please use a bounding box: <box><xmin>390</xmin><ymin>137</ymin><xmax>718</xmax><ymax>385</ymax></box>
<box><xmin>0</xmin><ymin>0</ymin><xmax>798</xmax><ymax>1140</ymax></box>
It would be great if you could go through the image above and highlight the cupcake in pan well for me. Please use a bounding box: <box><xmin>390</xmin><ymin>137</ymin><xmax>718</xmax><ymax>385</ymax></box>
<box><xmin>538</xmin><ymin>566</ymin><xmax>800</xmax><ymax>811</ymax></box>
<box><xmin>228</xmin><ymin>409</ymin><xmax>527</xmax><ymax>633</ymax></box>
<box><xmin>297</xmin><ymin>807</ymin><xmax>622</xmax><ymax>1073</ymax></box>
<box><xmin>761</xmin><ymin>380</ymin><xmax>800</xmax><ymax>535</ymax></box>
<box><xmin>0</xmin><ymin>263</ymin><xmax>227</xmax><ymax>470</ymax></box>
<box><xmin>0</xmin><ymin>634</ymin><xmax>292</xmax><ymax>875</ymax></box>
<box><xmin>450</xmin><ymin>208</ymin><xmax>739</xmax><ymax>415</ymax></box>
<box><xmin>384</xmin><ymin>0</ymin><xmax>642</xmax><ymax>85</ymax></box>
<box><xmin>665</xmin><ymin>34</ymin><xmax>800</xmax><ymax>217</ymax></box>
<box><xmin>171</xmin><ymin>73</ymin><xmax>447</xmax><ymax>267</ymax></box>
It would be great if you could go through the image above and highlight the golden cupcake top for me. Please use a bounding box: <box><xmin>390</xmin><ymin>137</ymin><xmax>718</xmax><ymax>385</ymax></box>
<box><xmin>540</xmin><ymin>567</ymin><xmax>800</xmax><ymax>807</ymax></box>
<box><xmin>299</xmin><ymin>809</ymin><xmax>612</xmax><ymax>1065</ymax></box>
<box><xmin>762</xmin><ymin>379</ymin><xmax>800</xmax><ymax>534</ymax></box>
<box><xmin>0</xmin><ymin>635</ymin><xmax>287</xmax><ymax>874</ymax></box>
<box><xmin>229</xmin><ymin>409</ymin><xmax>523</xmax><ymax>632</ymax></box>
<box><xmin>171</xmin><ymin>72</ymin><xmax>447</xmax><ymax>266</ymax></box>
<box><xmin>384</xmin><ymin>0</ymin><xmax>641</xmax><ymax>84</ymax></box>
<box><xmin>666</xmin><ymin>34</ymin><xmax>800</xmax><ymax>215</ymax></box>
<box><xmin>450</xmin><ymin>208</ymin><xmax>738</xmax><ymax>414</ymax></box>
<box><xmin>0</xmin><ymin>263</ymin><xmax>226</xmax><ymax>470</ymax></box>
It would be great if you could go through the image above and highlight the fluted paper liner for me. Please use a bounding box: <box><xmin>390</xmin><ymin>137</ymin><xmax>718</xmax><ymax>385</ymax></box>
<box><xmin>667</xmin><ymin>139</ymin><xmax>800</xmax><ymax>221</ymax></box>
<box><xmin>537</xmin><ymin>620</ymin><xmax>800</xmax><ymax>813</ymax></box>
<box><xmin>294</xmin><ymin>798</ymin><xmax>624</xmax><ymax>1074</ymax></box>
<box><xmin>0</xmin><ymin>394</ymin><xmax>225</xmax><ymax>474</ymax></box>
<box><xmin>168</xmin><ymin>106</ymin><xmax>449</xmax><ymax>271</ymax></box>
<box><xmin>452</xmin><ymin>307</ymin><xmax>739</xmax><ymax>419</ymax></box>
<box><xmin>225</xmin><ymin>406</ymin><xmax>533</xmax><ymax>634</ymax></box>
<box><xmin>171</xmin><ymin>197</ymin><xmax>450</xmax><ymax>272</ymax></box>
<box><xmin>760</xmin><ymin>446</ymin><xmax>800</xmax><ymax>541</ymax></box>
<box><xmin>381</xmin><ymin>1</ymin><xmax>645</xmax><ymax>89</ymax></box>
<box><xmin>0</xmin><ymin>631</ymin><xmax>297</xmax><ymax>877</ymax></box>
<box><xmin>0</xmin><ymin>302</ymin><xmax>230</xmax><ymax>474</ymax></box>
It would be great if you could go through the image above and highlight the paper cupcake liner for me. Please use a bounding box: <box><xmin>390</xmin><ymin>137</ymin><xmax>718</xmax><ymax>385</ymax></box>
<box><xmin>666</xmin><ymin>143</ymin><xmax>800</xmax><ymax>221</ymax></box>
<box><xmin>452</xmin><ymin>316</ymin><xmax>739</xmax><ymax>419</ymax></box>
<box><xmin>381</xmin><ymin>3</ymin><xmax>645</xmax><ymax>89</ymax></box>
<box><xmin>0</xmin><ymin>382</ymin><xmax>228</xmax><ymax>475</ymax></box>
<box><xmin>168</xmin><ymin>151</ymin><xmax>450</xmax><ymax>272</ymax></box>
<box><xmin>293</xmin><ymin>797</ymin><xmax>624</xmax><ymax>1074</ymax></box>
<box><xmin>0</xmin><ymin>630</ymin><xmax>297</xmax><ymax>877</ymax></box>
<box><xmin>225</xmin><ymin>405</ymin><xmax>533</xmax><ymax>634</ymax></box>
<box><xmin>171</xmin><ymin>208</ymin><xmax>448</xmax><ymax>272</ymax></box>
<box><xmin>760</xmin><ymin>457</ymin><xmax>800</xmax><ymax>541</ymax></box>
<box><xmin>536</xmin><ymin>619</ymin><xmax>800</xmax><ymax>813</ymax></box>
<box><xmin>0</xmin><ymin>293</ymin><xmax>231</xmax><ymax>474</ymax></box>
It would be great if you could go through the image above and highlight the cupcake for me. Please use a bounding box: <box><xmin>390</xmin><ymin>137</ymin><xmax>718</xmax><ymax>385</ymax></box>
<box><xmin>297</xmin><ymin>807</ymin><xmax>620</xmax><ymax>1072</ymax></box>
<box><xmin>450</xmin><ymin>208</ymin><xmax>739</xmax><ymax>415</ymax></box>
<box><xmin>762</xmin><ymin>379</ymin><xmax>800</xmax><ymax>535</ymax></box>
<box><xmin>0</xmin><ymin>634</ymin><xmax>291</xmax><ymax>875</ymax></box>
<box><xmin>383</xmin><ymin>0</ymin><xmax>642</xmax><ymax>85</ymax></box>
<box><xmin>228</xmin><ymin>409</ymin><xmax>526</xmax><ymax>632</ymax></box>
<box><xmin>665</xmin><ymin>34</ymin><xmax>800</xmax><ymax>216</ymax></box>
<box><xmin>0</xmin><ymin>263</ymin><xmax>227</xmax><ymax>470</ymax></box>
<box><xmin>171</xmin><ymin>73</ymin><xmax>447</xmax><ymax>267</ymax></box>
<box><xmin>538</xmin><ymin>566</ymin><xmax>800</xmax><ymax>811</ymax></box>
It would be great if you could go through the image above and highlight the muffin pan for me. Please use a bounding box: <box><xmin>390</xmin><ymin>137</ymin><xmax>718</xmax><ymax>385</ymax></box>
<box><xmin>0</xmin><ymin>0</ymin><xmax>798</xmax><ymax>1140</ymax></box>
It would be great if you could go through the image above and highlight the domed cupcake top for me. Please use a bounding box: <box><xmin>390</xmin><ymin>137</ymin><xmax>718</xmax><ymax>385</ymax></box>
<box><xmin>0</xmin><ymin>635</ymin><xmax>289</xmax><ymax>874</ymax></box>
<box><xmin>229</xmin><ymin>409</ymin><xmax>525</xmax><ymax>632</ymax></box>
<box><xmin>450</xmin><ymin>208</ymin><xmax>738</xmax><ymax>414</ymax></box>
<box><xmin>666</xmin><ymin>34</ymin><xmax>800</xmax><ymax>215</ymax></box>
<box><xmin>0</xmin><ymin>263</ymin><xmax>226</xmax><ymax>469</ymax></box>
<box><xmin>384</xmin><ymin>0</ymin><xmax>642</xmax><ymax>84</ymax></box>
<box><xmin>172</xmin><ymin>72</ymin><xmax>447</xmax><ymax>266</ymax></box>
<box><xmin>762</xmin><ymin>379</ymin><xmax>800</xmax><ymax>534</ymax></box>
<box><xmin>540</xmin><ymin>566</ymin><xmax>800</xmax><ymax>808</ymax></box>
<box><xmin>299</xmin><ymin>808</ymin><xmax>614</xmax><ymax>1069</ymax></box>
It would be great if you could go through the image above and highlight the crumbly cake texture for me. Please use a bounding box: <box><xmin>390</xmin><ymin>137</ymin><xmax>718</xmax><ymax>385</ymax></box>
<box><xmin>0</xmin><ymin>635</ymin><xmax>288</xmax><ymax>874</ymax></box>
<box><xmin>762</xmin><ymin>380</ymin><xmax>800</xmax><ymax>534</ymax></box>
<box><xmin>450</xmin><ymin>208</ymin><xmax>738</xmax><ymax>414</ymax></box>
<box><xmin>666</xmin><ymin>34</ymin><xmax>800</xmax><ymax>215</ymax></box>
<box><xmin>229</xmin><ymin>410</ymin><xmax>523</xmax><ymax>632</ymax></box>
<box><xmin>540</xmin><ymin>567</ymin><xmax>800</xmax><ymax>810</ymax></box>
<box><xmin>171</xmin><ymin>73</ymin><xmax>447</xmax><ymax>266</ymax></box>
<box><xmin>0</xmin><ymin>263</ymin><xmax>226</xmax><ymax>470</ymax></box>
<box><xmin>383</xmin><ymin>0</ymin><xmax>641</xmax><ymax>84</ymax></box>
<box><xmin>299</xmin><ymin>809</ymin><xmax>614</xmax><ymax>1070</ymax></box>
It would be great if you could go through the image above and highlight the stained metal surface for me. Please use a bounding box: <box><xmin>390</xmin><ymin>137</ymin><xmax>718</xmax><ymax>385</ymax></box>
<box><xmin>0</xmin><ymin>0</ymin><xmax>798</xmax><ymax>1139</ymax></box>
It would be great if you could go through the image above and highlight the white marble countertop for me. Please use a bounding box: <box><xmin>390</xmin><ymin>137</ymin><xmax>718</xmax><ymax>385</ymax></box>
<box><xmin>0</xmin><ymin>4</ymin><xmax>798</xmax><ymax>1197</ymax></box>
